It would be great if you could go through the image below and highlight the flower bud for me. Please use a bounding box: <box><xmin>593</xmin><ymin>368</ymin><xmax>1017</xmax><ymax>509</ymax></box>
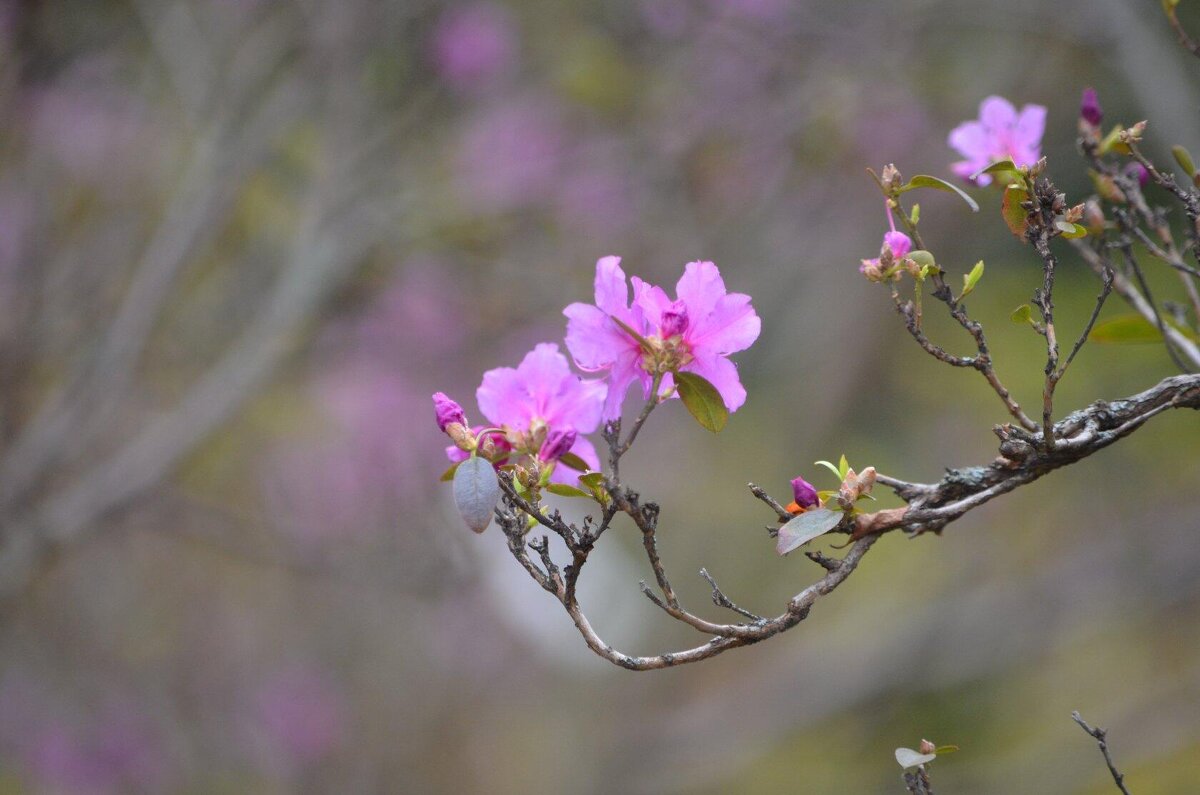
<box><xmin>538</xmin><ymin>428</ymin><xmax>577</xmax><ymax>463</ymax></box>
<box><xmin>433</xmin><ymin>392</ymin><xmax>468</xmax><ymax>432</ymax></box>
<box><xmin>883</xmin><ymin>231</ymin><xmax>913</xmax><ymax>259</ymax></box>
<box><xmin>918</xmin><ymin>739</ymin><xmax>937</xmax><ymax>756</ymax></box>
<box><xmin>791</xmin><ymin>476</ymin><xmax>819</xmax><ymax>510</ymax></box>
<box><xmin>660</xmin><ymin>300</ymin><xmax>689</xmax><ymax>338</ymax></box>
<box><xmin>1080</xmin><ymin>88</ymin><xmax>1103</xmax><ymax>127</ymax></box>
<box><xmin>880</xmin><ymin>163</ymin><xmax>902</xmax><ymax>193</ymax></box>
<box><xmin>446</xmin><ymin>422</ymin><xmax>476</xmax><ymax>452</ymax></box>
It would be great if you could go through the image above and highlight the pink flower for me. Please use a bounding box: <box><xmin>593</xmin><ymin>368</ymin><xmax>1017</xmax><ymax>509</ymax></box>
<box><xmin>948</xmin><ymin>96</ymin><xmax>1046</xmax><ymax>185</ymax></box>
<box><xmin>860</xmin><ymin>230</ymin><xmax>913</xmax><ymax>275</ymax></box>
<box><xmin>471</xmin><ymin>343</ymin><xmax>606</xmax><ymax>478</ymax></box>
<box><xmin>564</xmin><ymin>256</ymin><xmax>760</xmax><ymax>419</ymax></box>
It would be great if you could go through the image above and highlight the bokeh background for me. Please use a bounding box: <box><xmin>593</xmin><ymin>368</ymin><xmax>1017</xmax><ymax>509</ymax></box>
<box><xmin>1</xmin><ymin>0</ymin><xmax>1198</xmax><ymax>792</ymax></box>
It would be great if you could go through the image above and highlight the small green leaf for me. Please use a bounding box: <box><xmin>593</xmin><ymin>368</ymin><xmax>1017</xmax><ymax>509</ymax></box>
<box><xmin>934</xmin><ymin>745</ymin><xmax>960</xmax><ymax>756</ymax></box>
<box><xmin>910</xmin><ymin>204</ymin><xmax>920</xmax><ymax>225</ymax></box>
<box><xmin>1055</xmin><ymin>219</ymin><xmax>1088</xmax><ymax>238</ymax></box>
<box><xmin>1002</xmin><ymin>184</ymin><xmax>1029</xmax><ymax>238</ymax></box>
<box><xmin>1163</xmin><ymin>0</ymin><xmax>1180</xmax><ymax>12</ymax></box>
<box><xmin>1010</xmin><ymin>304</ymin><xmax>1033</xmax><ymax>324</ymax></box>
<box><xmin>1172</xmin><ymin>145</ymin><xmax>1197</xmax><ymax>176</ymax></box>
<box><xmin>440</xmin><ymin>461</ymin><xmax>462</xmax><ymax>482</ymax></box>
<box><xmin>1090</xmin><ymin>314</ymin><xmax>1166</xmax><ymax>344</ymax></box>
<box><xmin>578</xmin><ymin>472</ymin><xmax>606</xmax><ymax>489</ymax></box>
<box><xmin>814</xmin><ymin>460</ymin><xmax>842</xmax><ymax>480</ymax></box>
<box><xmin>905</xmin><ymin>250</ymin><xmax>938</xmax><ymax>273</ymax></box>
<box><xmin>557</xmin><ymin>452</ymin><xmax>590</xmax><ymax>472</ymax></box>
<box><xmin>545</xmin><ymin>483</ymin><xmax>592</xmax><ymax>499</ymax></box>
<box><xmin>837</xmin><ymin>454</ymin><xmax>849</xmax><ymax>479</ymax></box>
<box><xmin>1098</xmin><ymin>124</ymin><xmax>1131</xmax><ymax>155</ymax></box>
<box><xmin>452</xmin><ymin>456</ymin><xmax>501</xmax><ymax>533</ymax></box>
<box><xmin>960</xmin><ymin>260</ymin><xmax>984</xmax><ymax>299</ymax></box>
<box><xmin>970</xmin><ymin>158</ymin><xmax>1017</xmax><ymax>180</ymax></box>
<box><xmin>674</xmin><ymin>371</ymin><xmax>728</xmax><ymax>433</ymax></box>
<box><xmin>895</xmin><ymin>748</ymin><xmax>937</xmax><ymax>769</ymax></box>
<box><xmin>775</xmin><ymin>508</ymin><xmax>843</xmax><ymax>556</ymax></box>
<box><xmin>898</xmin><ymin>175</ymin><xmax>980</xmax><ymax>213</ymax></box>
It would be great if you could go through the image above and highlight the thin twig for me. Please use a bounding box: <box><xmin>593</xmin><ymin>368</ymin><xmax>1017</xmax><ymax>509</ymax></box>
<box><xmin>1072</xmin><ymin>711</ymin><xmax>1133</xmax><ymax>795</ymax></box>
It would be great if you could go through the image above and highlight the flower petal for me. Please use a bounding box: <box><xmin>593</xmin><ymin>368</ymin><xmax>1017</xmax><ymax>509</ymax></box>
<box><xmin>600</xmin><ymin>353</ymin><xmax>643</xmax><ymax>421</ymax></box>
<box><xmin>675</xmin><ymin>261</ymin><xmax>727</xmax><ymax>319</ymax></box>
<box><xmin>947</xmin><ymin>121</ymin><xmax>991</xmax><ymax>161</ymax></box>
<box><xmin>594</xmin><ymin>255</ymin><xmax>631</xmax><ymax>316</ymax></box>
<box><xmin>687</xmin><ymin>292</ymin><xmax>760</xmax><ymax>354</ymax></box>
<box><xmin>631</xmin><ymin>277</ymin><xmax>674</xmax><ymax>328</ymax></box>
<box><xmin>564</xmin><ymin>302</ymin><xmax>636</xmax><ymax>371</ymax></box>
<box><xmin>476</xmin><ymin>362</ymin><xmax>531</xmax><ymax>428</ymax></box>
<box><xmin>549</xmin><ymin>436</ymin><xmax>601</xmax><ymax>484</ymax></box>
<box><xmin>979</xmin><ymin>95</ymin><xmax>1017</xmax><ymax>133</ymax></box>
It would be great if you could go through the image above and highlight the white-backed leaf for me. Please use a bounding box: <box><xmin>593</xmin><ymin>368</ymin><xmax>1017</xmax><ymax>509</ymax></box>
<box><xmin>895</xmin><ymin>748</ymin><xmax>937</xmax><ymax>769</ymax></box>
<box><xmin>775</xmin><ymin>508</ymin><xmax>842</xmax><ymax>556</ymax></box>
<box><xmin>453</xmin><ymin>456</ymin><xmax>501</xmax><ymax>533</ymax></box>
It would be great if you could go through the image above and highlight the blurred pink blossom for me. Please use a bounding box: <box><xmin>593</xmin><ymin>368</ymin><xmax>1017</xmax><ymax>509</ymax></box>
<box><xmin>948</xmin><ymin>95</ymin><xmax>1046</xmax><ymax>185</ymax></box>
<box><xmin>431</xmin><ymin>3</ymin><xmax>518</xmax><ymax>89</ymax></box>
<box><xmin>454</xmin><ymin>97</ymin><xmax>566</xmax><ymax>212</ymax></box>
<box><xmin>249</xmin><ymin>667</ymin><xmax>347</xmax><ymax>771</ymax></box>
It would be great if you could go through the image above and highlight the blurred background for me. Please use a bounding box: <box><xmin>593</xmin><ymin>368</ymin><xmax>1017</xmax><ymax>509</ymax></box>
<box><xmin>0</xmin><ymin>0</ymin><xmax>1198</xmax><ymax>792</ymax></box>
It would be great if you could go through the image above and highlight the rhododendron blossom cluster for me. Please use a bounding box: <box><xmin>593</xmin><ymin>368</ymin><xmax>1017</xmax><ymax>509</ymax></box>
<box><xmin>434</xmin><ymin>257</ymin><xmax>761</xmax><ymax>529</ymax></box>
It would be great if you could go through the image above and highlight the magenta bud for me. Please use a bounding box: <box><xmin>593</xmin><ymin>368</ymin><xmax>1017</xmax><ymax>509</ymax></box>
<box><xmin>1080</xmin><ymin>87</ymin><xmax>1103</xmax><ymax>127</ymax></box>
<box><xmin>538</xmin><ymin>428</ymin><xmax>577</xmax><ymax>463</ymax></box>
<box><xmin>433</xmin><ymin>392</ymin><xmax>467</xmax><ymax>432</ymax></box>
<box><xmin>883</xmin><ymin>231</ymin><xmax>913</xmax><ymax>259</ymax></box>
<box><xmin>1125</xmin><ymin>162</ymin><xmax>1149</xmax><ymax>188</ymax></box>
<box><xmin>660</xmin><ymin>300</ymin><xmax>689</xmax><ymax>338</ymax></box>
<box><xmin>790</xmin><ymin>476</ymin><xmax>819</xmax><ymax>510</ymax></box>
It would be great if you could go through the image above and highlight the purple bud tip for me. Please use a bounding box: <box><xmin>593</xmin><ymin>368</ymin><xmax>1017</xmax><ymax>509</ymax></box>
<box><xmin>660</xmin><ymin>300</ymin><xmax>689</xmax><ymax>338</ymax></box>
<box><xmin>1080</xmin><ymin>88</ymin><xmax>1103</xmax><ymax>127</ymax></box>
<box><xmin>539</xmin><ymin>428</ymin><xmax>577</xmax><ymax>463</ymax></box>
<box><xmin>790</xmin><ymin>476</ymin><xmax>819</xmax><ymax>510</ymax></box>
<box><xmin>433</xmin><ymin>392</ymin><xmax>467</xmax><ymax>432</ymax></box>
<box><xmin>1125</xmin><ymin>162</ymin><xmax>1149</xmax><ymax>188</ymax></box>
<box><xmin>884</xmin><ymin>231</ymin><xmax>913</xmax><ymax>259</ymax></box>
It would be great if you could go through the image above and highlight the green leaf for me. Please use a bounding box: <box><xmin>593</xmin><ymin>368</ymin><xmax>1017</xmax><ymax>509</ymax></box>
<box><xmin>775</xmin><ymin>508</ymin><xmax>843</xmax><ymax>556</ymax></box>
<box><xmin>960</xmin><ymin>260</ymin><xmax>984</xmax><ymax>299</ymax></box>
<box><xmin>1090</xmin><ymin>314</ymin><xmax>1166</xmax><ymax>344</ymax></box>
<box><xmin>909</xmin><ymin>204</ymin><xmax>920</xmax><ymax>225</ymax></box>
<box><xmin>1055</xmin><ymin>219</ymin><xmax>1088</xmax><ymax>238</ymax></box>
<box><xmin>578</xmin><ymin>472</ymin><xmax>606</xmax><ymax>489</ymax></box>
<box><xmin>934</xmin><ymin>745</ymin><xmax>960</xmax><ymax>756</ymax></box>
<box><xmin>1098</xmin><ymin>124</ymin><xmax>1131</xmax><ymax>155</ymax></box>
<box><xmin>545</xmin><ymin>483</ymin><xmax>592</xmax><ymax>499</ymax></box>
<box><xmin>1010</xmin><ymin>304</ymin><xmax>1033</xmax><ymax>324</ymax></box>
<box><xmin>905</xmin><ymin>250</ymin><xmax>938</xmax><ymax>274</ymax></box>
<box><xmin>440</xmin><ymin>461</ymin><xmax>462</xmax><ymax>482</ymax></box>
<box><xmin>898</xmin><ymin>175</ymin><xmax>980</xmax><ymax>213</ymax></box>
<box><xmin>814</xmin><ymin>460</ymin><xmax>842</xmax><ymax>480</ymax></box>
<box><xmin>1172</xmin><ymin>145</ymin><xmax>1197</xmax><ymax>176</ymax></box>
<box><xmin>895</xmin><ymin>748</ymin><xmax>937</xmax><ymax>769</ymax></box>
<box><xmin>674</xmin><ymin>371</ymin><xmax>728</xmax><ymax>433</ymax></box>
<box><xmin>557</xmin><ymin>451</ymin><xmax>590</xmax><ymax>472</ymax></box>
<box><xmin>970</xmin><ymin>158</ymin><xmax>1017</xmax><ymax>180</ymax></box>
<box><xmin>452</xmin><ymin>456</ymin><xmax>501</xmax><ymax>533</ymax></box>
<box><xmin>1163</xmin><ymin>0</ymin><xmax>1180</xmax><ymax>11</ymax></box>
<box><xmin>1002</xmin><ymin>184</ymin><xmax>1029</xmax><ymax>238</ymax></box>
<box><xmin>837</xmin><ymin>454</ymin><xmax>849</xmax><ymax>479</ymax></box>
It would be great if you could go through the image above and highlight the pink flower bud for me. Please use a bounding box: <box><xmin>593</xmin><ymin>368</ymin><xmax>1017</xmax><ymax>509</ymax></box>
<box><xmin>1080</xmin><ymin>88</ymin><xmax>1103</xmax><ymax>127</ymax></box>
<box><xmin>433</xmin><ymin>392</ymin><xmax>467</xmax><ymax>432</ymax></box>
<box><xmin>538</xmin><ymin>428</ymin><xmax>577</xmax><ymax>463</ymax></box>
<box><xmin>791</xmin><ymin>476</ymin><xmax>819</xmax><ymax>510</ymax></box>
<box><xmin>659</xmin><ymin>300</ymin><xmax>689</xmax><ymax>338</ymax></box>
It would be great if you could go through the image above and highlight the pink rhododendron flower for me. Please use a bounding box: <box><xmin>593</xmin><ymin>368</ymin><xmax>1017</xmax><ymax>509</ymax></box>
<box><xmin>564</xmin><ymin>256</ymin><xmax>760</xmax><ymax>419</ymax></box>
<box><xmin>860</xmin><ymin>230</ymin><xmax>913</xmax><ymax>275</ymax></box>
<box><xmin>948</xmin><ymin>96</ymin><xmax>1046</xmax><ymax>185</ymax></box>
<box><xmin>463</xmin><ymin>343</ymin><xmax>606</xmax><ymax>479</ymax></box>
